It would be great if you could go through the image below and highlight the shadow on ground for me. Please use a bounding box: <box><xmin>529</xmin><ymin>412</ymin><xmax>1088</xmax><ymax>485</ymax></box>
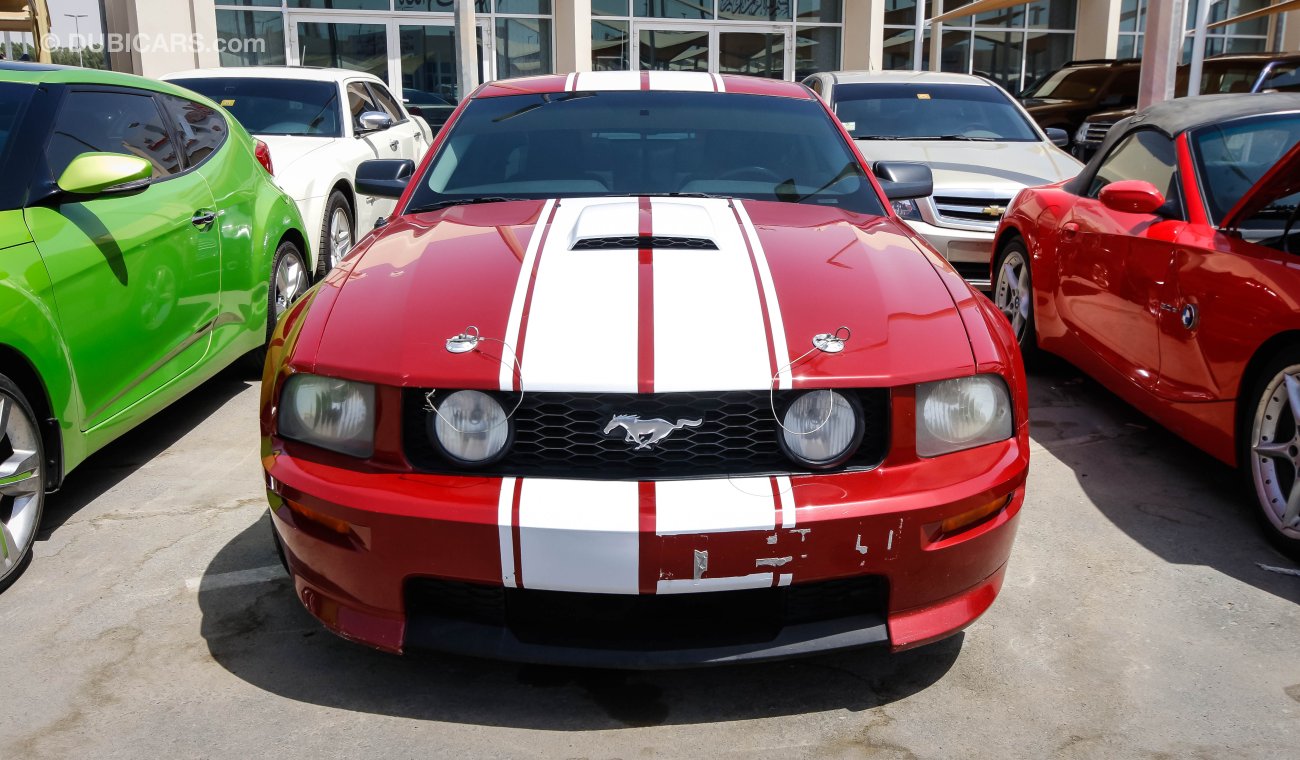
<box><xmin>38</xmin><ymin>367</ymin><xmax>255</xmax><ymax>540</ymax></box>
<box><xmin>1027</xmin><ymin>355</ymin><xmax>1300</xmax><ymax>603</ymax></box>
<box><xmin>198</xmin><ymin>518</ymin><xmax>962</xmax><ymax>729</ymax></box>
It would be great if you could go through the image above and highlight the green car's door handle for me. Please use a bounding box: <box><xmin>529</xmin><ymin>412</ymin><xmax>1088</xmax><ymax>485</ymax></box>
<box><xmin>192</xmin><ymin>210</ymin><xmax>217</xmax><ymax>229</ymax></box>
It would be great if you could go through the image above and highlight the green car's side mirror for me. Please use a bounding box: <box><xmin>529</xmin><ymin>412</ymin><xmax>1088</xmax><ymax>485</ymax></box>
<box><xmin>57</xmin><ymin>153</ymin><xmax>153</xmax><ymax>196</ymax></box>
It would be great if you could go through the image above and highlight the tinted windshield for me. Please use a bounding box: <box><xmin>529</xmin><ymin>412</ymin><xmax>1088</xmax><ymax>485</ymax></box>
<box><xmin>407</xmin><ymin>91</ymin><xmax>884</xmax><ymax>216</ymax></box>
<box><xmin>1023</xmin><ymin>67</ymin><xmax>1111</xmax><ymax>101</ymax></box>
<box><xmin>833</xmin><ymin>83</ymin><xmax>1039</xmax><ymax>141</ymax></box>
<box><xmin>1197</xmin><ymin>62</ymin><xmax>1264</xmax><ymax>94</ymax></box>
<box><xmin>0</xmin><ymin>83</ymin><xmax>34</xmax><ymax>210</ymax></box>
<box><xmin>174</xmin><ymin>78</ymin><xmax>342</xmax><ymax>137</ymax></box>
<box><xmin>1262</xmin><ymin>63</ymin><xmax>1300</xmax><ymax>92</ymax></box>
<box><xmin>1192</xmin><ymin>113</ymin><xmax>1300</xmax><ymax>227</ymax></box>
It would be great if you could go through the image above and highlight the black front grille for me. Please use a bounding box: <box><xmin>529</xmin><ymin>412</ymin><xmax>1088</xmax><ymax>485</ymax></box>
<box><xmin>403</xmin><ymin>389</ymin><xmax>890</xmax><ymax>479</ymax></box>
<box><xmin>571</xmin><ymin>236</ymin><xmax>718</xmax><ymax>250</ymax></box>
<box><xmin>405</xmin><ymin>576</ymin><xmax>889</xmax><ymax>651</ymax></box>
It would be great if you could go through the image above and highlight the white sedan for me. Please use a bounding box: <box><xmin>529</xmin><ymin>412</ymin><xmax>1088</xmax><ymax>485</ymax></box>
<box><xmin>165</xmin><ymin>67</ymin><xmax>432</xmax><ymax>276</ymax></box>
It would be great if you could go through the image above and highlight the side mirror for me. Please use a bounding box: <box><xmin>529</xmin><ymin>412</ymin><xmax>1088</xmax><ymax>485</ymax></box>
<box><xmin>57</xmin><ymin>152</ymin><xmax>152</xmax><ymax>196</ymax></box>
<box><xmin>357</xmin><ymin>158</ymin><xmax>415</xmax><ymax>200</ymax></box>
<box><xmin>357</xmin><ymin>110</ymin><xmax>395</xmax><ymax>133</ymax></box>
<box><xmin>873</xmin><ymin>161</ymin><xmax>933</xmax><ymax>201</ymax></box>
<box><xmin>1045</xmin><ymin>127</ymin><xmax>1070</xmax><ymax>148</ymax></box>
<box><xmin>1099</xmin><ymin>179</ymin><xmax>1165</xmax><ymax>215</ymax></box>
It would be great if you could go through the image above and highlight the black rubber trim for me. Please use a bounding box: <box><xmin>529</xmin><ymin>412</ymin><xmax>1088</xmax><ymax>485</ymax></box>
<box><xmin>404</xmin><ymin>613</ymin><xmax>890</xmax><ymax>669</ymax></box>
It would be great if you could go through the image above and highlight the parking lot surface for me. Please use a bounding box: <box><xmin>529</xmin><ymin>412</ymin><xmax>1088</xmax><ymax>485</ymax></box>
<box><xmin>2</xmin><ymin>360</ymin><xmax>1298</xmax><ymax>759</ymax></box>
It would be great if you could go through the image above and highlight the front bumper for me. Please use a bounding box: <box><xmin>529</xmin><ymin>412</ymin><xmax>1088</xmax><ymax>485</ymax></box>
<box><xmin>264</xmin><ymin>432</ymin><xmax>1026</xmax><ymax>667</ymax></box>
<box><xmin>903</xmin><ymin>220</ymin><xmax>996</xmax><ymax>289</ymax></box>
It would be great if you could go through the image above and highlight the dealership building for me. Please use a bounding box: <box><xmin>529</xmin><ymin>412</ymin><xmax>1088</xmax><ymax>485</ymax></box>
<box><xmin>100</xmin><ymin>1</ymin><xmax>1298</xmax><ymax>99</ymax></box>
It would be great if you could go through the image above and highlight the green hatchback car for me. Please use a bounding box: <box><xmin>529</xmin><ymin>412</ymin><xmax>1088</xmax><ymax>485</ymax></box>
<box><xmin>0</xmin><ymin>63</ymin><xmax>311</xmax><ymax>589</ymax></box>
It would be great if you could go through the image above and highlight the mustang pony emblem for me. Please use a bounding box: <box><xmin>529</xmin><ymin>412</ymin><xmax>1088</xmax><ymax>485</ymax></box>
<box><xmin>603</xmin><ymin>415</ymin><xmax>702</xmax><ymax>450</ymax></box>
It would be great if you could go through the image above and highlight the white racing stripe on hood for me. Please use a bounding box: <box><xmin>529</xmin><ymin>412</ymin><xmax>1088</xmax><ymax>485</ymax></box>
<box><xmin>516</xmin><ymin>198</ymin><xmax>641</xmax><ymax>392</ymax></box>
<box><xmin>500</xmin><ymin>199</ymin><xmax>557</xmax><ymax>391</ymax></box>
<box><xmin>735</xmin><ymin>200</ymin><xmax>792</xmax><ymax>390</ymax></box>
<box><xmin>652</xmin><ymin>198</ymin><xmax>775</xmax><ymax>392</ymax></box>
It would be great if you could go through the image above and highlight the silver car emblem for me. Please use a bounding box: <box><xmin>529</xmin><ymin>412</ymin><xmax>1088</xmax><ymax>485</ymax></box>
<box><xmin>604</xmin><ymin>415</ymin><xmax>702</xmax><ymax>450</ymax></box>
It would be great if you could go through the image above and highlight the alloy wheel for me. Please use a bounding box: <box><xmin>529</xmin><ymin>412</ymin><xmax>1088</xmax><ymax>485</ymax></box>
<box><xmin>274</xmin><ymin>251</ymin><xmax>308</xmax><ymax>318</ymax></box>
<box><xmin>994</xmin><ymin>249</ymin><xmax>1032</xmax><ymax>341</ymax></box>
<box><xmin>0</xmin><ymin>392</ymin><xmax>43</xmax><ymax>581</ymax></box>
<box><xmin>328</xmin><ymin>208</ymin><xmax>353</xmax><ymax>272</ymax></box>
<box><xmin>1250</xmin><ymin>366</ymin><xmax>1300</xmax><ymax>540</ymax></box>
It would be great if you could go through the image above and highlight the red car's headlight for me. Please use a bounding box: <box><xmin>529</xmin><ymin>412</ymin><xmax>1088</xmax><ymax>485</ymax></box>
<box><xmin>915</xmin><ymin>375</ymin><xmax>1013</xmax><ymax>457</ymax></box>
<box><xmin>278</xmin><ymin>374</ymin><xmax>376</xmax><ymax>458</ymax></box>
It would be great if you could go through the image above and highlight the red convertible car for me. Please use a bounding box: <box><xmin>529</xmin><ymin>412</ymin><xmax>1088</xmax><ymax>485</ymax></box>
<box><xmin>261</xmin><ymin>72</ymin><xmax>1029</xmax><ymax>665</ymax></box>
<box><xmin>993</xmin><ymin>93</ymin><xmax>1300</xmax><ymax>557</ymax></box>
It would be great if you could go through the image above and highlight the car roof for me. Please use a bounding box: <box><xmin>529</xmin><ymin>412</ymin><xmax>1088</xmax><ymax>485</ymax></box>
<box><xmin>818</xmin><ymin>70</ymin><xmax>995</xmax><ymax>87</ymax></box>
<box><xmin>1123</xmin><ymin>92</ymin><xmax>1300</xmax><ymax>137</ymax></box>
<box><xmin>1202</xmin><ymin>52</ymin><xmax>1300</xmax><ymax>64</ymax></box>
<box><xmin>0</xmin><ymin>60</ymin><xmax>221</xmax><ymax>100</ymax></box>
<box><xmin>164</xmin><ymin>66</ymin><xmax>382</xmax><ymax>85</ymax></box>
<box><xmin>473</xmin><ymin>72</ymin><xmax>813</xmax><ymax>100</ymax></box>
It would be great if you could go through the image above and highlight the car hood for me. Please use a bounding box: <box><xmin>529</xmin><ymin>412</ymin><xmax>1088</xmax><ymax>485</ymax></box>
<box><xmin>257</xmin><ymin>135</ymin><xmax>335</xmax><ymax>176</ymax></box>
<box><xmin>1222</xmin><ymin>140</ymin><xmax>1300</xmax><ymax>230</ymax></box>
<box><xmin>853</xmin><ymin>140</ymin><xmax>1081</xmax><ymax>195</ymax></box>
<box><xmin>1084</xmin><ymin>107</ymin><xmax>1136</xmax><ymax>124</ymax></box>
<box><xmin>306</xmin><ymin>197</ymin><xmax>977</xmax><ymax>391</ymax></box>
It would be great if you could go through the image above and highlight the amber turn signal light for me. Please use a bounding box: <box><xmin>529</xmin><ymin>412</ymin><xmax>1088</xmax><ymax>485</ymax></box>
<box><xmin>935</xmin><ymin>495</ymin><xmax>1011</xmax><ymax>541</ymax></box>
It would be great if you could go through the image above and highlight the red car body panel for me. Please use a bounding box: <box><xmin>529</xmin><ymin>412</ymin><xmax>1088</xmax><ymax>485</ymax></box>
<box><xmin>263</xmin><ymin>73</ymin><xmax>1029</xmax><ymax>662</ymax></box>
<box><xmin>996</xmin><ymin>127</ymin><xmax>1300</xmax><ymax>468</ymax></box>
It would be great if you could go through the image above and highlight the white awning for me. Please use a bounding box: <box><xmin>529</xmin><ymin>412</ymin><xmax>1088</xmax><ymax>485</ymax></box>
<box><xmin>1208</xmin><ymin>0</ymin><xmax>1300</xmax><ymax>28</ymax></box>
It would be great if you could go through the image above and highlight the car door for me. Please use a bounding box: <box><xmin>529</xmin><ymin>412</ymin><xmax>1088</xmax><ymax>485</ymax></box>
<box><xmin>1055</xmin><ymin>128</ymin><xmax>1185</xmax><ymax>392</ymax></box>
<box><xmin>347</xmin><ymin>81</ymin><xmax>405</xmax><ymax>231</ymax></box>
<box><xmin>24</xmin><ymin>87</ymin><xmax>221</xmax><ymax>429</ymax></box>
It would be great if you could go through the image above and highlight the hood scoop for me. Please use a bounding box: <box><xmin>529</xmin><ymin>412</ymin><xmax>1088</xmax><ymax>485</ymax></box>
<box><xmin>567</xmin><ymin>197</ymin><xmax>721</xmax><ymax>251</ymax></box>
<box><xmin>572</xmin><ymin>235</ymin><xmax>717</xmax><ymax>251</ymax></box>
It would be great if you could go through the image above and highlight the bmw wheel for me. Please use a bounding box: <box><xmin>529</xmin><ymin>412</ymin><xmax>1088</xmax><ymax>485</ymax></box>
<box><xmin>318</xmin><ymin>190</ymin><xmax>354</xmax><ymax>278</ymax></box>
<box><xmin>0</xmin><ymin>374</ymin><xmax>45</xmax><ymax>593</ymax></box>
<box><xmin>993</xmin><ymin>239</ymin><xmax>1036</xmax><ymax>352</ymax></box>
<box><xmin>1244</xmin><ymin>350</ymin><xmax>1300</xmax><ymax>559</ymax></box>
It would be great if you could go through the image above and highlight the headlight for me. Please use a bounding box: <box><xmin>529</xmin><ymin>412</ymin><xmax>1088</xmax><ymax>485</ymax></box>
<box><xmin>916</xmin><ymin>375</ymin><xmax>1013</xmax><ymax>457</ymax></box>
<box><xmin>891</xmin><ymin>198</ymin><xmax>923</xmax><ymax>221</ymax></box>
<box><xmin>780</xmin><ymin>390</ymin><xmax>862</xmax><ymax>469</ymax></box>
<box><xmin>430</xmin><ymin>390</ymin><xmax>511</xmax><ymax>465</ymax></box>
<box><xmin>278</xmin><ymin>374</ymin><xmax>376</xmax><ymax>458</ymax></box>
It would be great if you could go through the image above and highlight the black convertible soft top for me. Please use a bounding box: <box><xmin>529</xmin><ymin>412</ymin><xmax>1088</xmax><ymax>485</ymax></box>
<box><xmin>1123</xmin><ymin>92</ymin><xmax>1300</xmax><ymax>137</ymax></box>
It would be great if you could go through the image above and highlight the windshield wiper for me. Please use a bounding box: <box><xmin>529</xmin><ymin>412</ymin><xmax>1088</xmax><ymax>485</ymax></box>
<box><xmin>854</xmin><ymin>135</ymin><xmax>908</xmax><ymax>140</ymax></box>
<box><xmin>492</xmin><ymin>92</ymin><xmax>597</xmax><ymax>123</ymax></box>
<box><xmin>410</xmin><ymin>197</ymin><xmax>531</xmax><ymax>213</ymax></box>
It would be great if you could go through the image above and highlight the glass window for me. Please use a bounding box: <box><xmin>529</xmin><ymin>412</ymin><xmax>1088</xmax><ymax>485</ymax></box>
<box><xmin>883</xmin><ymin>0</ymin><xmax>918</xmax><ymax>26</ymax></box>
<box><xmin>215</xmin><ymin>10</ymin><xmax>286</xmax><ymax>67</ymax></box>
<box><xmin>1088</xmin><ymin>129</ymin><xmax>1178</xmax><ymax>203</ymax></box>
<box><xmin>160</xmin><ymin>95</ymin><xmax>229</xmax><ymax>168</ymax></box>
<box><xmin>1117</xmin><ymin>35</ymin><xmax>1137</xmax><ymax>59</ymax></box>
<box><xmin>347</xmin><ymin>82</ymin><xmax>382</xmax><ymax>130</ymax></box>
<box><xmin>718</xmin><ymin>31</ymin><xmax>786</xmax><ymax>79</ymax></box>
<box><xmin>718</xmin><ymin>0</ymin><xmax>793</xmax><ymax>22</ymax></box>
<box><xmin>367</xmin><ymin>83</ymin><xmax>408</xmax><ymax>122</ymax></box>
<box><xmin>297</xmin><ymin>22</ymin><xmax>390</xmax><ymax>83</ymax></box>
<box><xmin>1023</xmin><ymin>31</ymin><xmax>1072</xmax><ymax>92</ymax></box>
<box><xmin>593</xmin><ymin>0</ymin><xmax>630</xmax><ymax>15</ymax></box>
<box><xmin>47</xmin><ymin>91</ymin><xmax>179</xmax><ymax>180</ymax></box>
<box><xmin>290</xmin><ymin>0</ymin><xmax>391</xmax><ymax>9</ymax></box>
<box><xmin>1119</xmin><ymin>0</ymin><xmax>1140</xmax><ymax>32</ymax></box>
<box><xmin>592</xmin><ymin>19</ymin><xmax>629</xmax><ymax>71</ymax></box>
<box><xmin>635</xmin><ymin>0</ymin><xmax>713</xmax><ymax>20</ymax></box>
<box><xmin>971</xmin><ymin>31</ymin><xmax>1022</xmax><ymax>92</ymax></box>
<box><xmin>496</xmin><ymin>17</ymin><xmax>553</xmax><ymax>78</ymax></box>
<box><xmin>795</xmin><ymin>26</ymin><xmax>840</xmax><ymax>80</ymax></box>
<box><xmin>174</xmin><ymin>77</ymin><xmax>342</xmax><ymax>137</ymax></box>
<box><xmin>937</xmin><ymin>29</ymin><xmax>971</xmax><ymax>73</ymax></box>
<box><xmin>395</xmin><ymin>0</ymin><xmax>456</xmax><ymax>9</ymax></box>
<box><xmin>797</xmin><ymin>0</ymin><xmax>843</xmax><ymax>23</ymax></box>
<box><xmin>0</xmin><ymin>83</ymin><xmax>34</xmax><ymax>211</ymax></box>
<box><xmin>399</xmin><ymin>24</ymin><xmax>461</xmax><ymax>118</ymax></box>
<box><xmin>220</xmin><ymin>0</ymin><xmax>281</xmax><ymax>5</ymax></box>
<box><xmin>1025</xmin><ymin>0</ymin><xmax>1075</xmax><ymax>29</ymax></box>
<box><xmin>407</xmin><ymin>90</ymin><xmax>885</xmax><ymax>216</ymax></box>
<box><xmin>882</xmin><ymin>28</ymin><xmax>915</xmax><ymax>70</ymax></box>
<box><xmin>1192</xmin><ymin>114</ymin><xmax>1300</xmax><ymax>225</ymax></box>
<box><xmin>496</xmin><ymin>0</ymin><xmax>551</xmax><ymax>13</ymax></box>
<box><xmin>640</xmin><ymin>28</ymin><xmax>709</xmax><ymax>72</ymax></box>
<box><xmin>832</xmin><ymin>82</ymin><xmax>1040</xmax><ymax>141</ymax></box>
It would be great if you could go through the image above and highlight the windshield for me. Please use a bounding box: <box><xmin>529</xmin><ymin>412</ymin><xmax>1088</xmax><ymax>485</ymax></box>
<box><xmin>1262</xmin><ymin>63</ymin><xmax>1300</xmax><ymax>92</ymax></box>
<box><xmin>406</xmin><ymin>91</ymin><xmax>884</xmax><ymax>216</ymax></box>
<box><xmin>833</xmin><ymin>83</ymin><xmax>1039</xmax><ymax>142</ymax></box>
<box><xmin>1023</xmin><ymin>66</ymin><xmax>1112</xmax><ymax>101</ymax></box>
<box><xmin>1192</xmin><ymin>113</ymin><xmax>1300</xmax><ymax>227</ymax></box>
<box><xmin>0</xmin><ymin>83</ymin><xmax>34</xmax><ymax>211</ymax></box>
<box><xmin>173</xmin><ymin>78</ymin><xmax>342</xmax><ymax>137</ymax></box>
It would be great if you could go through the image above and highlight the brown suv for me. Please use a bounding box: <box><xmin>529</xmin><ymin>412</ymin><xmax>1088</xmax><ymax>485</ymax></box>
<box><xmin>1072</xmin><ymin>52</ymin><xmax>1300</xmax><ymax>160</ymax></box>
<box><xmin>1020</xmin><ymin>59</ymin><xmax>1141</xmax><ymax>150</ymax></box>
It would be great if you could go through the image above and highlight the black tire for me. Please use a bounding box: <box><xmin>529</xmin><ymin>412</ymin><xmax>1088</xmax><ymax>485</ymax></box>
<box><xmin>1239</xmin><ymin>347</ymin><xmax>1300</xmax><ymax>560</ymax></box>
<box><xmin>992</xmin><ymin>238</ymin><xmax>1038</xmax><ymax>356</ymax></box>
<box><xmin>0</xmin><ymin>373</ymin><xmax>46</xmax><ymax>593</ymax></box>
<box><xmin>243</xmin><ymin>239</ymin><xmax>309</xmax><ymax>374</ymax></box>
<box><xmin>317</xmin><ymin>190</ymin><xmax>354</xmax><ymax>278</ymax></box>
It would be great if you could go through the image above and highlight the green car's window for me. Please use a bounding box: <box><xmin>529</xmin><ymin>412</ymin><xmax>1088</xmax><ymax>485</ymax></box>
<box><xmin>0</xmin><ymin>82</ymin><xmax>33</xmax><ymax>210</ymax></box>
<box><xmin>160</xmin><ymin>94</ymin><xmax>229</xmax><ymax>169</ymax></box>
<box><xmin>47</xmin><ymin>91</ymin><xmax>180</xmax><ymax>181</ymax></box>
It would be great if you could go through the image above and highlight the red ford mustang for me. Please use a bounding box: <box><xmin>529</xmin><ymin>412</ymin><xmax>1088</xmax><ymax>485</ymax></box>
<box><xmin>993</xmin><ymin>93</ymin><xmax>1300</xmax><ymax>557</ymax></box>
<box><xmin>261</xmin><ymin>72</ymin><xmax>1029</xmax><ymax>666</ymax></box>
